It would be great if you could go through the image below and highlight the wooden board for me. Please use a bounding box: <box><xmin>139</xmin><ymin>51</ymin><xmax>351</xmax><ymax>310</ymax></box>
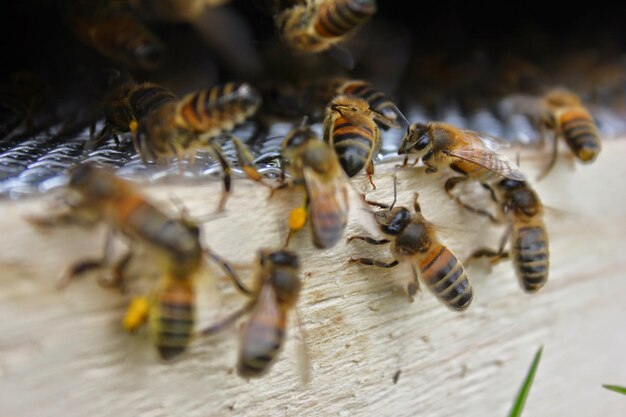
<box><xmin>0</xmin><ymin>141</ymin><xmax>625</xmax><ymax>417</ymax></box>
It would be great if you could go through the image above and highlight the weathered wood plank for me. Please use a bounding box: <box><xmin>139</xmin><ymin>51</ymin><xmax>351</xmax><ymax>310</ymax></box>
<box><xmin>0</xmin><ymin>141</ymin><xmax>625</xmax><ymax>417</ymax></box>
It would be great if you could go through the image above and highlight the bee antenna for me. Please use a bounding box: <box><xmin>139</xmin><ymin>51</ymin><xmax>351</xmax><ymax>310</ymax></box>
<box><xmin>389</xmin><ymin>171</ymin><xmax>398</xmax><ymax>210</ymax></box>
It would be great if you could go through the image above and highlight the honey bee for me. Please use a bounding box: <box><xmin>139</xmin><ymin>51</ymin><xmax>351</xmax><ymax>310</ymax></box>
<box><xmin>468</xmin><ymin>178</ymin><xmax>549</xmax><ymax>293</ymax></box>
<box><xmin>323</xmin><ymin>95</ymin><xmax>383</xmax><ymax>188</ymax></box>
<box><xmin>199</xmin><ymin>248</ymin><xmax>304</xmax><ymax>378</ymax></box>
<box><xmin>535</xmin><ymin>89</ymin><xmax>601</xmax><ymax>179</ymax></box>
<box><xmin>27</xmin><ymin>164</ymin><xmax>205</xmax><ymax>360</ymax></box>
<box><xmin>398</xmin><ymin>122</ymin><xmax>526</xmax><ymax>214</ymax></box>
<box><xmin>63</xmin><ymin>0</ymin><xmax>164</xmax><ymax>70</ymax></box>
<box><xmin>278</xmin><ymin>122</ymin><xmax>350</xmax><ymax>248</ymax></box>
<box><xmin>348</xmin><ymin>184</ymin><xmax>473</xmax><ymax>311</ymax></box>
<box><xmin>130</xmin><ymin>0</ymin><xmax>232</xmax><ymax>22</ymax></box>
<box><xmin>89</xmin><ymin>81</ymin><xmax>263</xmax><ymax>210</ymax></box>
<box><xmin>276</xmin><ymin>0</ymin><xmax>377</xmax><ymax>54</ymax></box>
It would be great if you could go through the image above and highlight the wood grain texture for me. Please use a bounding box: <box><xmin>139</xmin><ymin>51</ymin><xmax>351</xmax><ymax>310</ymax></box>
<box><xmin>1</xmin><ymin>141</ymin><xmax>625</xmax><ymax>417</ymax></box>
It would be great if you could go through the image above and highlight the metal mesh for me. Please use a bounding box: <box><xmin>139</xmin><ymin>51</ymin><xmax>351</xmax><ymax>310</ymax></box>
<box><xmin>0</xmin><ymin>98</ymin><xmax>623</xmax><ymax>199</ymax></box>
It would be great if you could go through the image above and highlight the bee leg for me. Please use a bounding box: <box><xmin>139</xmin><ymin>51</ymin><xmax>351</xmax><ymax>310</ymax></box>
<box><xmin>211</xmin><ymin>144</ymin><xmax>232</xmax><ymax>212</ymax></box>
<box><xmin>349</xmin><ymin>257</ymin><xmax>400</xmax><ymax>269</ymax></box>
<box><xmin>99</xmin><ymin>249</ymin><xmax>135</xmax><ymax>293</ymax></box>
<box><xmin>57</xmin><ymin>229</ymin><xmax>115</xmax><ymax>289</ymax></box>
<box><xmin>444</xmin><ymin>177</ymin><xmax>499</xmax><ymax>223</ymax></box>
<box><xmin>366</xmin><ymin>161</ymin><xmax>376</xmax><ymax>190</ymax></box>
<box><xmin>231</xmin><ymin>136</ymin><xmax>273</xmax><ymax>188</ymax></box>
<box><xmin>205</xmin><ymin>249</ymin><xmax>253</xmax><ymax>296</ymax></box>
<box><xmin>407</xmin><ymin>265</ymin><xmax>421</xmax><ymax>302</ymax></box>
<box><xmin>346</xmin><ymin>235</ymin><xmax>390</xmax><ymax>245</ymax></box>
<box><xmin>537</xmin><ymin>130</ymin><xmax>559</xmax><ymax>181</ymax></box>
<box><xmin>196</xmin><ymin>302</ymin><xmax>255</xmax><ymax>337</ymax></box>
<box><xmin>466</xmin><ymin>225</ymin><xmax>512</xmax><ymax>266</ymax></box>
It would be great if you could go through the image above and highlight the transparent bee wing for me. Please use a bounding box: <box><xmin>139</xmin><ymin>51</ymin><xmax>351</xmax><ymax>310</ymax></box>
<box><xmin>460</xmin><ymin>129</ymin><xmax>511</xmax><ymax>151</ymax></box>
<box><xmin>446</xmin><ymin>147</ymin><xmax>527</xmax><ymax>181</ymax></box>
<box><xmin>302</xmin><ymin>166</ymin><xmax>349</xmax><ymax>249</ymax></box>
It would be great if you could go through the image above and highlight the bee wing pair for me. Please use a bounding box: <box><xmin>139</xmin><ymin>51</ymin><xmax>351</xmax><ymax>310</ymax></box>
<box><xmin>303</xmin><ymin>166</ymin><xmax>350</xmax><ymax>249</ymax></box>
<box><xmin>447</xmin><ymin>129</ymin><xmax>527</xmax><ymax>181</ymax></box>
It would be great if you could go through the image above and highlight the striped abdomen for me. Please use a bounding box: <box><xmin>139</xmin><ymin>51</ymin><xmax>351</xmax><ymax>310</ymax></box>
<box><xmin>338</xmin><ymin>80</ymin><xmax>401</xmax><ymax>129</ymax></box>
<box><xmin>328</xmin><ymin>115</ymin><xmax>375</xmax><ymax>177</ymax></box>
<box><xmin>128</xmin><ymin>83</ymin><xmax>177</xmax><ymax>122</ymax></box>
<box><xmin>177</xmin><ymin>82</ymin><xmax>261</xmax><ymax>137</ymax></box>
<box><xmin>151</xmin><ymin>277</ymin><xmax>195</xmax><ymax>361</ymax></box>
<box><xmin>418</xmin><ymin>244</ymin><xmax>473</xmax><ymax>311</ymax></box>
<box><xmin>238</xmin><ymin>286</ymin><xmax>285</xmax><ymax>377</ymax></box>
<box><xmin>113</xmin><ymin>197</ymin><xmax>202</xmax><ymax>276</ymax></box>
<box><xmin>512</xmin><ymin>224</ymin><xmax>549</xmax><ymax>293</ymax></box>
<box><xmin>312</xmin><ymin>0</ymin><xmax>377</xmax><ymax>38</ymax></box>
<box><xmin>559</xmin><ymin>108</ymin><xmax>601</xmax><ymax>163</ymax></box>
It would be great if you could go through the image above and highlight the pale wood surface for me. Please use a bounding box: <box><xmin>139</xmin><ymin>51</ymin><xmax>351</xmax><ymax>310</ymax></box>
<box><xmin>0</xmin><ymin>141</ymin><xmax>625</xmax><ymax>417</ymax></box>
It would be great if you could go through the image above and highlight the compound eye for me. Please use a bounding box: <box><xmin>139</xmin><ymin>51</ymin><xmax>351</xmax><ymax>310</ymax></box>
<box><xmin>415</xmin><ymin>135</ymin><xmax>429</xmax><ymax>150</ymax></box>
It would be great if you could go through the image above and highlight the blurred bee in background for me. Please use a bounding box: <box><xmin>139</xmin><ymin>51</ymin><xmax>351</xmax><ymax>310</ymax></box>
<box><xmin>27</xmin><ymin>164</ymin><xmax>246</xmax><ymax>360</ymax></box>
<box><xmin>63</xmin><ymin>0</ymin><xmax>164</xmax><ymax>71</ymax></box>
<box><xmin>535</xmin><ymin>89</ymin><xmax>601</xmax><ymax>179</ymax></box>
<box><xmin>0</xmin><ymin>71</ymin><xmax>49</xmax><ymax>139</ymax></box>
<box><xmin>276</xmin><ymin>0</ymin><xmax>377</xmax><ymax>54</ymax></box>
<box><xmin>323</xmin><ymin>95</ymin><xmax>382</xmax><ymax>188</ymax></box>
<box><xmin>467</xmin><ymin>178</ymin><xmax>549</xmax><ymax>293</ymax></box>
<box><xmin>348</xmin><ymin>179</ymin><xmax>473</xmax><ymax>310</ymax></box>
<box><xmin>88</xmin><ymin>81</ymin><xmax>263</xmax><ymax>211</ymax></box>
<box><xmin>398</xmin><ymin>122</ymin><xmax>526</xmax><ymax>218</ymax></box>
<box><xmin>129</xmin><ymin>0</ymin><xmax>233</xmax><ymax>22</ymax></box>
<box><xmin>199</xmin><ymin>248</ymin><xmax>306</xmax><ymax>379</ymax></box>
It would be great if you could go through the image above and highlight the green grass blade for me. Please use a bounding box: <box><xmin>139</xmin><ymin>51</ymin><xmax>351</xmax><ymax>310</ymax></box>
<box><xmin>602</xmin><ymin>384</ymin><xmax>626</xmax><ymax>395</ymax></box>
<box><xmin>508</xmin><ymin>346</ymin><xmax>543</xmax><ymax>417</ymax></box>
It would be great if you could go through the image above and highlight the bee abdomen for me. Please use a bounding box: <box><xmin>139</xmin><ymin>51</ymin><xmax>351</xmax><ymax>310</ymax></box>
<box><xmin>178</xmin><ymin>82</ymin><xmax>261</xmax><ymax>134</ymax></box>
<box><xmin>129</xmin><ymin>84</ymin><xmax>177</xmax><ymax>121</ymax></box>
<box><xmin>238</xmin><ymin>322</ymin><xmax>285</xmax><ymax>377</ymax></box>
<box><xmin>152</xmin><ymin>282</ymin><xmax>195</xmax><ymax>361</ymax></box>
<box><xmin>560</xmin><ymin>110</ymin><xmax>601</xmax><ymax>162</ymax></box>
<box><xmin>313</xmin><ymin>0</ymin><xmax>377</xmax><ymax>38</ymax></box>
<box><xmin>331</xmin><ymin>121</ymin><xmax>374</xmax><ymax>176</ymax></box>
<box><xmin>419</xmin><ymin>245</ymin><xmax>473</xmax><ymax>311</ymax></box>
<box><xmin>513</xmin><ymin>226</ymin><xmax>549</xmax><ymax>293</ymax></box>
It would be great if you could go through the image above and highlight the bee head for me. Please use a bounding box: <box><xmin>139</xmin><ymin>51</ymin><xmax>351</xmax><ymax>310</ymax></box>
<box><xmin>374</xmin><ymin>207</ymin><xmax>412</xmax><ymax>235</ymax></box>
<box><xmin>398</xmin><ymin>123</ymin><xmax>431</xmax><ymax>157</ymax></box>
<box><xmin>259</xmin><ymin>249</ymin><xmax>301</xmax><ymax>303</ymax></box>
<box><xmin>67</xmin><ymin>164</ymin><xmax>118</xmax><ymax>203</ymax></box>
<box><xmin>498</xmin><ymin>179</ymin><xmax>540</xmax><ymax>217</ymax></box>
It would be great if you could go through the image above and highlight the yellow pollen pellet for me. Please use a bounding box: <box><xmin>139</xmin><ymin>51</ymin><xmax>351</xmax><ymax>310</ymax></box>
<box><xmin>289</xmin><ymin>207</ymin><xmax>307</xmax><ymax>231</ymax></box>
<box><xmin>122</xmin><ymin>296</ymin><xmax>150</xmax><ymax>332</ymax></box>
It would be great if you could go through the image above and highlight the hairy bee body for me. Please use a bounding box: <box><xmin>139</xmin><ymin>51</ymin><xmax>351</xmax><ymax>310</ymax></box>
<box><xmin>136</xmin><ymin>81</ymin><xmax>261</xmax><ymax>161</ymax></box>
<box><xmin>33</xmin><ymin>165</ymin><xmax>204</xmax><ymax>360</ymax></box>
<box><xmin>64</xmin><ymin>0</ymin><xmax>164</xmax><ymax>70</ymax></box>
<box><xmin>351</xmin><ymin>194</ymin><xmax>473</xmax><ymax>311</ymax></box>
<box><xmin>399</xmin><ymin>122</ymin><xmax>526</xmax><ymax>184</ymax></box>
<box><xmin>389</xmin><ymin>208</ymin><xmax>472</xmax><ymax>311</ymax></box>
<box><xmin>231</xmin><ymin>249</ymin><xmax>301</xmax><ymax>377</ymax></box>
<box><xmin>495</xmin><ymin>179</ymin><xmax>549</xmax><ymax>293</ymax></box>
<box><xmin>323</xmin><ymin>95</ymin><xmax>381</xmax><ymax>180</ymax></box>
<box><xmin>542</xmin><ymin>90</ymin><xmax>601</xmax><ymax>160</ymax></box>
<box><xmin>277</xmin><ymin>0</ymin><xmax>377</xmax><ymax>53</ymax></box>
<box><xmin>336</xmin><ymin>79</ymin><xmax>404</xmax><ymax>129</ymax></box>
<box><xmin>150</xmin><ymin>275</ymin><xmax>196</xmax><ymax>360</ymax></box>
<box><xmin>282</xmin><ymin>125</ymin><xmax>349</xmax><ymax>248</ymax></box>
